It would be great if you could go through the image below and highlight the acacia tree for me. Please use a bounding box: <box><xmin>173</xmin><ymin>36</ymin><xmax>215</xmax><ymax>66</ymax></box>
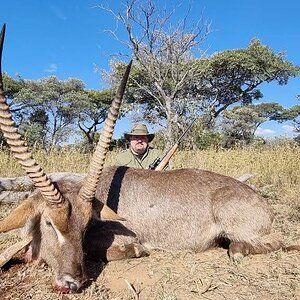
<box><xmin>194</xmin><ymin>40</ymin><xmax>299</xmax><ymax>129</ymax></box>
<box><xmin>19</xmin><ymin>108</ymin><xmax>49</xmax><ymax>148</ymax></box>
<box><xmin>2</xmin><ymin>73</ymin><xmax>27</xmax><ymax>120</ymax></box>
<box><xmin>103</xmin><ymin>0</ymin><xmax>299</xmax><ymax>147</ymax></box>
<box><xmin>75</xmin><ymin>89</ymin><xmax>113</xmax><ymax>149</ymax></box>
<box><xmin>290</xmin><ymin>103</ymin><xmax>300</xmax><ymax>134</ymax></box>
<box><xmin>13</xmin><ymin>76</ymin><xmax>89</xmax><ymax>148</ymax></box>
<box><xmin>274</xmin><ymin>98</ymin><xmax>300</xmax><ymax>139</ymax></box>
<box><xmin>3</xmin><ymin>74</ymin><xmax>123</xmax><ymax>149</ymax></box>
<box><xmin>219</xmin><ymin>103</ymin><xmax>284</xmax><ymax>147</ymax></box>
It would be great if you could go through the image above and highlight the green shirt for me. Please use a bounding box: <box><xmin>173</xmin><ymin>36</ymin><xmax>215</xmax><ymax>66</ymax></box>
<box><xmin>115</xmin><ymin>147</ymin><xmax>163</xmax><ymax>169</ymax></box>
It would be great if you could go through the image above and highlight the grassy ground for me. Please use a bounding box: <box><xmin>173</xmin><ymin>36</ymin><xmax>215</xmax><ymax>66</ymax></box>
<box><xmin>0</xmin><ymin>144</ymin><xmax>299</xmax><ymax>299</ymax></box>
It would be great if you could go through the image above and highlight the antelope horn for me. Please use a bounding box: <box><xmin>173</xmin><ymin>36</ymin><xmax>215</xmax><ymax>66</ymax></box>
<box><xmin>0</xmin><ymin>24</ymin><xmax>63</xmax><ymax>205</ymax></box>
<box><xmin>79</xmin><ymin>60</ymin><xmax>132</xmax><ymax>202</ymax></box>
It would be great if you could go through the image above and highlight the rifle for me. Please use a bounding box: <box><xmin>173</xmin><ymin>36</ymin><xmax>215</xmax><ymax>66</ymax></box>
<box><xmin>148</xmin><ymin>120</ymin><xmax>196</xmax><ymax>171</ymax></box>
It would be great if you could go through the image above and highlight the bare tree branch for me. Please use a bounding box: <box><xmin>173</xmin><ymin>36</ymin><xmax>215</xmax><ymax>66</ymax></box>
<box><xmin>98</xmin><ymin>0</ymin><xmax>211</xmax><ymax>147</ymax></box>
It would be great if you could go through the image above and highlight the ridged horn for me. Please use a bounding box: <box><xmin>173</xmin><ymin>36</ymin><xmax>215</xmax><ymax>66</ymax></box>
<box><xmin>0</xmin><ymin>24</ymin><xmax>64</xmax><ymax>205</ymax></box>
<box><xmin>79</xmin><ymin>60</ymin><xmax>132</xmax><ymax>202</ymax></box>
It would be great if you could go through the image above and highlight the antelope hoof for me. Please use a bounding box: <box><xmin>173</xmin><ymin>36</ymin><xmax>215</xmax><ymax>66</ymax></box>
<box><xmin>231</xmin><ymin>252</ymin><xmax>244</xmax><ymax>265</ymax></box>
<box><xmin>133</xmin><ymin>243</ymin><xmax>150</xmax><ymax>257</ymax></box>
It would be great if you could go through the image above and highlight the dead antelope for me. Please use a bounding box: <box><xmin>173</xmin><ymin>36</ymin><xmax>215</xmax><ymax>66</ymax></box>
<box><xmin>0</xmin><ymin>24</ymin><xmax>299</xmax><ymax>294</ymax></box>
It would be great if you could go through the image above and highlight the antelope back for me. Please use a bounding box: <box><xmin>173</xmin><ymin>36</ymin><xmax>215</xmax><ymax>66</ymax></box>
<box><xmin>93</xmin><ymin>166</ymin><xmax>274</xmax><ymax>251</ymax></box>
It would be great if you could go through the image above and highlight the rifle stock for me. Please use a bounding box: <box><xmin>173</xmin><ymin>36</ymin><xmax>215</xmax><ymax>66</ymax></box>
<box><xmin>155</xmin><ymin>143</ymin><xmax>179</xmax><ymax>171</ymax></box>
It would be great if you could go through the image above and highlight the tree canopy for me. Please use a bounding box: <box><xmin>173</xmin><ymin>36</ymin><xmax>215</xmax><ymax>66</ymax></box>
<box><xmin>2</xmin><ymin>75</ymin><xmax>118</xmax><ymax>149</ymax></box>
<box><xmin>105</xmin><ymin>0</ymin><xmax>299</xmax><ymax>147</ymax></box>
<box><xmin>114</xmin><ymin>39</ymin><xmax>299</xmax><ymax>146</ymax></box>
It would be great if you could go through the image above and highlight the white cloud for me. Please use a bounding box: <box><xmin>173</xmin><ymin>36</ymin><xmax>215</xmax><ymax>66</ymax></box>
<box><xmin>43</xmin><ymin>63</ymin><xmax>57</xmax><ymax>73</ymax></box>
<box><xmin>255</xmin><ymin>127</ymin><xmax>276</xmax><ymax>137</ymax></box>
<box><xmin>281</xmin><ymin>124</ymin><xmax>295</xmax><ymax>133</ymax></box>
<box><xmin>255</xmin><ymin>123</ymin><xmax>296</xmax><ymax>138</ymax></box>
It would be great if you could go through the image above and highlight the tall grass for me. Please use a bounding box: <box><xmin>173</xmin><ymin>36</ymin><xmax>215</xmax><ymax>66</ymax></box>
<box><xmin>0</xmin><ymin>143</ymin><xmax>299</xmax><ymax>197</ymax></box>
<box><xmin>0</xmin><ymin>147</ymin><xmax>118</xmax><ymax>176</ymax></box>
<box><xmin>172</xmin><ymin>143</ymin><xmax>300</xmax><ymax>190</ymax></box>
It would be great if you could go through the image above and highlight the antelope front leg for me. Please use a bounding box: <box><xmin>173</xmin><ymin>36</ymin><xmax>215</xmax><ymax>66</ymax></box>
<box><xmin>105</xmin><ymin>242</ymin><xmax>150</xmax><ymax>262</ymax></box>
<box><xmin>84</xmin><ymin>220</ymin><xmax>150</xmax><ymax>262</ymax></box>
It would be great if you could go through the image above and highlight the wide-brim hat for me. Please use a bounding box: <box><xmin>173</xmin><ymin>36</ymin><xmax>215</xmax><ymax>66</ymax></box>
<box><xmin>124</xmin><ymin>123</ymin><xmax>155</xmax><ymax>142</ymax></box>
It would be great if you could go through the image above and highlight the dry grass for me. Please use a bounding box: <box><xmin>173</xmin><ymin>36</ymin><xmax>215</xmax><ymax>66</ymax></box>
<box><xmin>1</xmin><ymin>143</ymin><xmax>299</xmax><ymax>190</ymax></box>
<box><xmin>0</xmin><ymin>143</ymin><xmax>300</xmax><ymax>299</ymax></box>
<box><xmin>172</xmin><ymin>143</ymin><xmax>300</xmax><ymax>193</ymax></box>
<box><xmin>0</xmin><ymin>148</ymin><xmax>119</xmax><ymax>176</ymax></box>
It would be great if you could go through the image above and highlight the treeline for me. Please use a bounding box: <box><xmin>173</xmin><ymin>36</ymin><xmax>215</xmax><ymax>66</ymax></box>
<box><xmin>2</xmin><ymin>43</ymin><xmax>299</xmax><ymax>152</ymax></box>
<box><xmin>1</xmin><ymin>1</ymin><xmax>300</xmax><ymax>152</ymax></box>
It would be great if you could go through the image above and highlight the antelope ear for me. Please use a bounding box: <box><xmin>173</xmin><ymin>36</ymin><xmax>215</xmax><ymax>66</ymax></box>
<box><xmin>99</xmin><ymin>204</ymin><xmax>126</xmax><ymax>221</ymax></box>
<box><xmin>0</xmin><ymin>197</ymin><xmax>36</xmax><ymax>232</ymax></box>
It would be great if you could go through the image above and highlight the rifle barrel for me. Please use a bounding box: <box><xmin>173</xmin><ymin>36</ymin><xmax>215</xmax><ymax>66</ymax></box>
<box><xmin>154</xmin><ymin>118</ymin><xmax>197</xmax><ymax>171</ymax></box>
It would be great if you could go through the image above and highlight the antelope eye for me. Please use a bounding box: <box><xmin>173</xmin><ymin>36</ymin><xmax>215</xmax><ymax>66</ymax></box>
<box><xmin>44</xmin><ymin>218</ymin><xmax>58</xmax><ymax>239</ymax></box>
<box><xmin>45</xmin><ymin>220</ymin><xmax>52</xmax><ymax>226</ymax></box>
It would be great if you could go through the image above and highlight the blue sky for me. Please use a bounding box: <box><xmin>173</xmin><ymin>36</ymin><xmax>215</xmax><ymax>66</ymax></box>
<box><xmin>1</xmin><ymin>0</ymin><xmax>299</xmax><ymax>139</ymax></box>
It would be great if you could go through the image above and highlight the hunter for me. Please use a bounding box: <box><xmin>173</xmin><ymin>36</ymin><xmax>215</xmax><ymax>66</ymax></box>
<box><xmin>115</xmin><ymin>123</ymin><xmax>163</xmax><ymax>169</ymax></box>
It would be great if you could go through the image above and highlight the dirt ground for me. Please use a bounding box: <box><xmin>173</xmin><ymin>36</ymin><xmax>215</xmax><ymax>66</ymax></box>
<box><xmin>0</xmin><ymin>192</ymin><xmax>299</xmax><ymax>300</ymax></box>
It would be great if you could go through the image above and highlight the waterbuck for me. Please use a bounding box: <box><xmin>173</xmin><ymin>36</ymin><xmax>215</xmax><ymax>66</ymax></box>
<box><xmin>0</xmin><ymin>24</ymin><xmax>299</xmax><ymax>294</ymax></box>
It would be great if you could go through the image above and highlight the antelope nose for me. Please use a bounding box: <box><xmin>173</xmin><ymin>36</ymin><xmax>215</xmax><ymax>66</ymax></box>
<box><xmin>68</xmin><ymin>281</ymin><xmax>79</xmax><ymax>291</ymax></box>
<box><xmin>55</xmin><ymin>275</ymin><xmax>81</xmax><ymax>293</ymax></box>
